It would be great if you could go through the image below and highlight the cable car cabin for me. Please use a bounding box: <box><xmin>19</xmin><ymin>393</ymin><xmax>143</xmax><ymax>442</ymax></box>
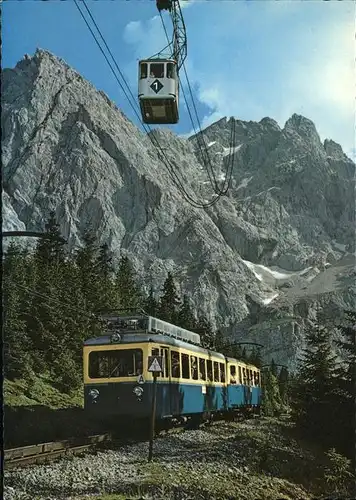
<box><xmin>138</xmin><ymin>59</ymin><xmax>179</xmax><ymax>124</ymax></box>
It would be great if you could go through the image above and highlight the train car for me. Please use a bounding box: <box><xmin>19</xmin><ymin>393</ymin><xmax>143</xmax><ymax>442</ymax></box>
<box><xmin>83</xmin><ymin>315</ymin><xmax>261</xmax><ymax>425</ymax></box>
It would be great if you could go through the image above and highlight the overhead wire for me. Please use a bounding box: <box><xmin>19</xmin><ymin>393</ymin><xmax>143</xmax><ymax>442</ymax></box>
<box><xmin>74</xmin><ymin>0</ymin><xmax>226</xmax><ymax>209</ymax></box>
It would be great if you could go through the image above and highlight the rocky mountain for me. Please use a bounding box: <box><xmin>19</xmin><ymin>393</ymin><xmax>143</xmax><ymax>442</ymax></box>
<box><xmin>2</xmin><ymin>49</ymin><xmax>355</xmax><ymax>369</ymax></box>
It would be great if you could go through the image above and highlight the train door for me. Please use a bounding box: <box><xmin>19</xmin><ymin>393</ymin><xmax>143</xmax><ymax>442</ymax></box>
<box><xmin>222</xmin><ymin>359</ymin><xmax>229</xmax><ymax>411</ymax></box>
<box><xmin>150</xmin><ymin>346</ymin><xmax>171</xmax><ymax>417</ymax></box>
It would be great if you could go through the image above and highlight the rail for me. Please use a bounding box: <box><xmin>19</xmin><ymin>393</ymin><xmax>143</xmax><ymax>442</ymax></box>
<box><xmin>4</xmin><ymin>434</ymin><xmax>111</xmax><ymax>469</ymax></box>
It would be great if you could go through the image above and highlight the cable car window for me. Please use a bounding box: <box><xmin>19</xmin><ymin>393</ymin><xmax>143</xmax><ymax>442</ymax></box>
<box><xmin>230</xmin><ymin>365</ymin><xmax>237</xmax><ymax>384</ymax></box>
<box><xmin>167</xmin><ymin>63</ymin><xmax>175</xmax><ymax>79</ymax></box>
<box><xmin>149</xmin><ymin>63</ymin><xmax>164</xmax><ymax>78</ymax></box>
<box><xmin>140</xmin><ymin>63</ymin><xmax>147</xmax><ymax>79</ymax></box>
<box><xmin>220</xmin><ymin>363</ymin><xmax>226</xmax><ymax>383</ymax></box>
<box><xmin>243</xmin><ymin>368</ymin><xmax>247</xmax><ymax>384</ymax></box>
<box><xmin>89</xmin><ymin>349</ymin><xmax>143</xmax><ymax>379</ymax></box>
<box><xmin>256</xmin><ymin>372</ymin><xmax>260</xmax><ymax>386</ymax></box>
<box><xmin>213</xmin><ymin>361</ymin><xmax>220</xmax><ymax>382</ymax></box>
<box><xmin>181</xmin><ymin>353</ymin><xmax>190</xmax><ymax>379</ymax></box>
<box><xmin>190</xmin><ymin>355</ymin><xmax>198</xmax><ymax>380</ymax></box>
<box><xmin>207</xmin><ymin>360</ymin><xmax>213</xmax><ymax>382</ymax></box>
<box><xmin>238</xmin><ymin>366</ymin><xmax>242</xmax><ymax>384</ymax></box>
<box><xmin>199</xmin><ymin>358</ymin><xmax>206</xmax><ymax>381</ymax></box>
<box><xmin>171</xmin><ymin>350</ymin><xmax>180</xmax><ymax>378</ymax></box>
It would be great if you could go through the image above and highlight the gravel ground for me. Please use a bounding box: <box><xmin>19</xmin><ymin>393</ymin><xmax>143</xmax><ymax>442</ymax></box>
<box><xmin>4</xmin><ymin>419</ymin><xmax>319</xmax><ymax>500</ymax></box>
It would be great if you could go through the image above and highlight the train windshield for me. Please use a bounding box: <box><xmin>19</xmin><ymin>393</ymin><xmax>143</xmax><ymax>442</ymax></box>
<box><xmin>89</xmin><ymin>349</ymin><xmax>143</xmax><ymax>379</ymax></box>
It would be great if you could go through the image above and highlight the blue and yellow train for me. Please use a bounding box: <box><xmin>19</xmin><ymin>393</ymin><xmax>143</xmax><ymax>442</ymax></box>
<box><xmin>83</xmin><ymin>315</ymin><xmax>262</xmax><ymax>426</ymax></box>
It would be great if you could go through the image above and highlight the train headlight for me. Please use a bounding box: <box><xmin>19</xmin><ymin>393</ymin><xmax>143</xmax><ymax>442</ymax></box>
<box><xmin>89</xmin><ymin>388</ymin><xmax>99</xmax><ymax>399</ymax></box>
<box><xmin>133</xmin><ymin>386</ymin><xmax>144</xmax><ymax>398</ymax></box>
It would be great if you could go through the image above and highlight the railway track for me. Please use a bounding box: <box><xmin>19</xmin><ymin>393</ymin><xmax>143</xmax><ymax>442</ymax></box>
<box><xmin>4</xmin><ymin>433</ymin><xmax>111</xmax><ymax>469</ymax></box>
<box><xmin>4</xmin><ymin>413</ymin><xmax>263</xmax><ymax>470</ymax></box>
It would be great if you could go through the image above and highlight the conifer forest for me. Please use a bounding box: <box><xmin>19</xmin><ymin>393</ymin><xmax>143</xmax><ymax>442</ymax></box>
<box><xmin>3</xmin><ymin>213</ymin><xmax>355</xmax><ymax>487</ymax></box>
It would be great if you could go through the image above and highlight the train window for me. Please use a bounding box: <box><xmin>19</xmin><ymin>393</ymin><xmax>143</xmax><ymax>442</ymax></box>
<box><xmin>171</xmin><ymin>350</ymin><xmax>180</xmax><ymax>378</ymax></box>
<box><xmin>149</xmin><ymin>63</ymin><xmax>164</xmax><ymax>78</ymax></box>
<box><xmin>151</xmin><ymin>348</ymin><xmax>161</xmax><ymax>378</ymax></box>
<box><xmin>199</xmin><ymin>358</ymin><xmax>206</xmax><ymax>381</ymax></box>
<box><xmin>243</xmin><ymin>368</ymin><xmax>247</xmax><ymax>384</ymax></box>
<box><xmin>255</xmin><ymin>372</ymin><xmax>260</xmax><ymax>386</ymax></box>
<box><xmin>230</xmin><ymin>365</ymin><xmax>237</xmax><ymax>384</ymax></box>
<box><xmin>238</xmin><ymin>366</ymin><xmax>242</xmax><ymax>384</ymax></box>
<box><xmin>220</xmin><ymin>363</ymin><xmax>226</xmax><ymax>383</ymax></box>
<box><xmin>89</xmin><ymin>349</ymin><xmax>143</xmax><ymax>379</ymax></box>
<box><xmin>190</xmin><ymin>355</ymin><xmax>198</xmax><ymax>380</ymax></box>
<box><xmin>140</xmin><ymin>63</ymin><xmax>148</xmax><ymax>79</ymax></box>
<box><xmin>249</xmin><ymin>369</ymin><xmax>253</xmax><ymax>386</ymax></box>
<box><xmin>213</xmin><ymin>362</ymin><xmax>220</xmax><ymax>382</ymax></box>
<box><xmin>167</xmin><ymin>63</ymin><xmax>175</xmax><ymax>78</ymax></box>
<box><xmin>207</xmin><ymin>360</ymin><xmax>213</xmax><ymax>382</ymax></box>
<box><xmin>181</xmin><ymin>353</ymin><xmax>190</xmax><ymax>379</ymax></box>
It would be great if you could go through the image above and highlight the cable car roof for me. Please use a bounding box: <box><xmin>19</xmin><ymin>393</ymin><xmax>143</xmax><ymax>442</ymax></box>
<box><xmin>139</xmin><ymin>58</ymin><xmax>176</xmax><ymax>63</ymax></box>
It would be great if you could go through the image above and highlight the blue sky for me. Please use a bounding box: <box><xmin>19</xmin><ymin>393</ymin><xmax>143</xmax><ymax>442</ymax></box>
<box><xmin>3</xmin><ymin>0</ymin><xmax>355</xmax><ymax>159</ymax></box>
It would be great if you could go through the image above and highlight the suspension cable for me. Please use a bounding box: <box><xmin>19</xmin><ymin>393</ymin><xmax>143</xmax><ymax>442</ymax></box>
<box><xmin>75</xmin><ymin>0</ymin><xmax>227</xmax><ymax>209</ymax></box>
<box><xmin>159</xmin><ymin>10</ymin><xmax>235</xmax><ymax>196</ymax></box>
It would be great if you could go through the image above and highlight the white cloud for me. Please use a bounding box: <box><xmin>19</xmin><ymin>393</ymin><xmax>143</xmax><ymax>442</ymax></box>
<box><xmin>123</xmin><ymin>2</ymin><xmax>355</xmax><ymax>156</ymax></box>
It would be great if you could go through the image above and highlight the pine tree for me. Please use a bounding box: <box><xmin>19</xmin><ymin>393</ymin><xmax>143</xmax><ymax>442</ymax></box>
<box><xmin>95</xmin><ymin>243</ymin><xmax>115</xmax><ymax>313</ymax></box>
<box><xmin>249</xmin><ymin>346</ymin><xmax>263</xmax><ymax>368</ymax></box>
<box><xmin>194</xmin><ymin>316</ymin><xmax>215</xmax><ymax>350</ymax></box>
<box><xmin>157</xmin><ymin>272</ymin><xmax>181</xmax><ymax>323</ymax></box>
<box><xmin>241</xmin><ymin>347</ymin><xmax>248</xmax><ymax>363</ymax></box>
<box><xmin>114</xmin><ymin>255</ymin><xmax>143</xmax><ymax>313</ymax></box>
<box><xmin>35</xmin><ymin>211</ymin><xmax>66</xmax><ymax>266</ymax></box>
<box><xmin>26</xmin><ymin>214</ymin><xmax>71</xmax><ymax>371</ymax></box>
<box><xmin>262</xmin><ymin>368</ymin><xmax>283</xmax><ymax>416</ymax></box>
<box><xmin>231</xmin><ymin>343</ymin><xmax>243</xmax><ymax>360</ymax></box>
<box><xmin>292</xmin><ymin>320</ymin><xmax>340</xmax><ymax>447</ymax></box>
<box><xmin>270</xmin><ymin>358</ymin><xmax>278</xmax><ymax>377</ymax></box>
<box><xmin>75</xmin><ymin>230</ymin><xmax>100</xmax><ymax>311</ymax></box>
<box><xmin>177</xmin><ymin>294</ymin><xmax>196</xmax><ymax>330</ymax></box>
<box><xmin>335</xmin><ymin>311</ymin><xmax>356</xmax><ymax>462</ymax></box>
<box><xmin>3</xmin><ymin>242</ymin><xmax>33</xmax><ymax>378</ymax></box>
<box><xmin>214</xmin><ymin>329</ymin><xmax>226</xmax><ymax>353</ymax></box>
<box><xmin>144</xmin><ymin>285</ymin><xmax>158</xmax><ymax>316</ymax></box>
<box><xmin>278</xmin><ymin>366</ymin><xmax>289</xmax><ymax>405</ymax></box>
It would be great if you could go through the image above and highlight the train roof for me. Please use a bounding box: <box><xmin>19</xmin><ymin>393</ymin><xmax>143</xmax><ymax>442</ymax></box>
<box><xmin>84</xmin><ymin>333</ymin><xmax>226</xmax><ymax>360</ymax></box>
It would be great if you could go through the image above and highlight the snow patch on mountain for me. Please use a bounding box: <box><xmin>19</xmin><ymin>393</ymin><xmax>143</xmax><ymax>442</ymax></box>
<box><xmin>236</xmin><ymin>176</ymin><xmax>253</xmax><ymax>190</ymax></box>
<box><xmin>332</xmin><ymin>240</ymin><xmax>347</xmax><ymax>252</ymax></box>
<box><xmin>241</xmin><ymin>259</ymin><xmax>319</xmax><ymax>287</ymax></box>
<box><xmin>261</xmin><ymin>293</ymin><xmax>279</xmax><ymax>305</ymax></box>
<box><xmin>217</xmin><ymin>144</ymin><xmax>243</xmax><ymax>157</ymax></box>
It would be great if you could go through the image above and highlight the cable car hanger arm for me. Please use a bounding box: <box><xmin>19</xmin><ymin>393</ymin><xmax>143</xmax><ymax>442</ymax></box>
<box><xmin>156</xmin><ymin>0</ymin><xmax>187</xmax><ymax>71</ymax></box>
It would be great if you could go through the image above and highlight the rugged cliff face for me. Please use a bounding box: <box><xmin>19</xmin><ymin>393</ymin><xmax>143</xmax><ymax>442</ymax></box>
<box><xmin>2</xmin><ymin>49</ymin><xmax>355</xmax><ymax>368</ymax></box>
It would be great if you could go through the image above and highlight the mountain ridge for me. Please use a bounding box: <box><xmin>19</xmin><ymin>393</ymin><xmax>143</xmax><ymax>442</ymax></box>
<box><xmin>2</xmin><ymin>49</ymin><xmax>355</xmax><ymax>368</ymax></box>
